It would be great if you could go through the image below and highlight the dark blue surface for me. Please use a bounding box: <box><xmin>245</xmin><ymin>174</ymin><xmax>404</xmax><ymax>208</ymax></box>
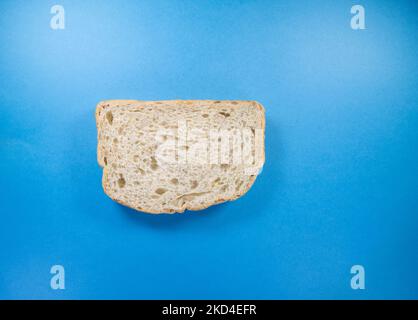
<box><xmin>0</xmin><ymin>0</ymin><xmax>417</xmax><ymax>299</ymax></box>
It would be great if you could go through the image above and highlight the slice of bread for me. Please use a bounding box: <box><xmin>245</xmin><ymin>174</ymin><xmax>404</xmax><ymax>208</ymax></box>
<box><xmin>96</xmin><ymin>100</ymin><xmax>265</xmax><ymax>214</ymax></box>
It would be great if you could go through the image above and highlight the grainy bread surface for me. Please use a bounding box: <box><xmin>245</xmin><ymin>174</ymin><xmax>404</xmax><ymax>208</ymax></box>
<box><xmin>96</xmin><ymin>100</ymin><xmax>265</xmax><ymax>214</ymax></box>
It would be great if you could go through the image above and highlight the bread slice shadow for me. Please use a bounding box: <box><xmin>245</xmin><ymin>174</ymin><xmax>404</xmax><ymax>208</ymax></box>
<box><xmin>116</xmin><ymin>200</ymin><xmax>239</xmax><ymax>229</ymax></box>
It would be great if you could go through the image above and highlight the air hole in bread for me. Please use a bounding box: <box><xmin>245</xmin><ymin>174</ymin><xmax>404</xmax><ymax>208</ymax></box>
<box><xmin>191</xmin><ymin>180</ymin><xmax>198</xmax><ymax>189</ymax></box>
<box><xmin>170</xmin><ymin>178</ymin><xmax>179</xmax><ymax>185</ymax></box>
<box><xmin>155</xmin><ymin>188</ymin><xmax>167</xmax><ymax>195</ymax></box>
<box><xmin>219</xmin><ymin>112</ymin><xmax>230</xmax><ymax>117</ymax></box>
<box><xmin>177</xmin><ymin>199</ymin><xmax>185</xmax><ymax>208</ymax></box>
<box><xmin>135</xmin><ymin>167</ymin><xmax>145</xmax><ymax>175</ymax></box>
<box><xmin>106</xmin><ymin>111</ymin><xmax>113</xmax><ymax>125</ymax></box>
<box><xmin>202</xmin><ymin>114</ymin><xmax>209</xmax><ymax>118</ymax></box>
<box><xmin>212</xmin><ymin>177</ymin><xmax>221</xmax><ymax>187</ymax></box>
<box><xmin>150</xmin><ymin>157</ymin><xmax>158</xmax><ymax>170</ymax></box>
<box><xmin>103</xmin><ymin>157</ymin><xmax>107</xmax><ymax>165</ymax></box>
<box><xmin>118</xmin><ymin>177</ymin><xmax>126</xmax><ymax>188</ymax></box>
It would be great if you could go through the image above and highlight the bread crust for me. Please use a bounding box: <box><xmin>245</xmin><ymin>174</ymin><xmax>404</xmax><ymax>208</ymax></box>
<box><xmin>96</xmin><ymin>100</ymin><xmax>265</xmax><ymax>214</ymax></box>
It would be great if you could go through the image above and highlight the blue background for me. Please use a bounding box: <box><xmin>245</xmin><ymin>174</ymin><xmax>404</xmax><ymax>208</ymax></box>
<box><xmin>0</xmin><ymin>0</ymin><xmax>417</xmax><ymax>299</ymax></box>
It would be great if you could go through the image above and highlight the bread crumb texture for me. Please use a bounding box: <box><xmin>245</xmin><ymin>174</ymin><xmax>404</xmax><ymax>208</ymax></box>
<box><xmin>96</xmin><ymin>100</ymin><xmax>265</xmax><ymax>214</ymax></box>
